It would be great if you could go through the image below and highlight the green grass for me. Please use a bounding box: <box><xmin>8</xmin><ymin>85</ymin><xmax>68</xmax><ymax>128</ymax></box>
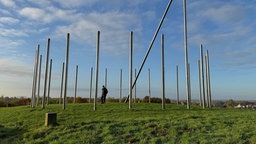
<box><xmin>0</xmin><ymin>103</ymin><xmax>256</xmax><ymax>143</ymax></box>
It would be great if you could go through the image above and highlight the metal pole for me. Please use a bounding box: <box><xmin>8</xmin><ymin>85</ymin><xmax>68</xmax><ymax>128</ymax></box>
<box><xmin>161</xmin><ymin>34</ymin><xmax>165</xmax><ymax>110</ymax></box>
<box><xmin>134</xmin><ymin>68</ymin><xmax>137</xmax><ymax>103</ymax></box>
<box><xmin>47</xmin><ymin>59</ymin><xmax>52</xmax><ymax>105</ymax></box>
<box><xmin>59</xmin><ymin>62</ymin><xmax>65</xmax><ymax>104</ymax></box>
<box><xmin>74</xmin><ymin>65</ymin><xmax>78</xmax><ymax>103</ymax></box>
<box><xmin>94</xmin><ymin>31</ymin><xmax>100</xmax><ymax>111</ymax></box>
<box><xmin>63</xmin><ymin>33</ymin><xmax>70</xmax><ymax>110</ymax></box>
<box><xmin>120</xmin><ymin>68</ymin><xmax>122</xmax><ymax>103</ymax></box>
<box><xmin>188</xmin><ymin>63</ymin><xmax>191</xmax><ymax>107</ymax></box>
<box><xmin>105</xmin><ymin>68</ymin><xmax>107</xmax><ymax>88</ymax></box>
<box><xmin>148</xmin><ymin>68</ymin><xmax>151</xmax><ymax>103</ymax></box>
<box><xmin>42</xmin><ymin>39</ymin><xmax>50</xmax><ymax>108</ymax></box>
<box><xmin>205</xmin><ymin>55</ymin><xmax>209</xmax><ymax>107</ymax></box>
<box><xmin>200</xmin><ymin>44</ymin><xmax>205</xmax><ymax>109</ymax></box>
<box><xmin>183</xmin><ymin>0</ymin><xmax>190</xmax><ymax>109</ymax></box>
<box><xmin>36</xmin><ymin>54</ymin><xmax>42</xmax><ymax>106</ymax></box>
<box><xmin>176</xmin><ymin>65</ymin><xmax>179</xmax><ymax>105</ymax></box>
<box><xmin>198</xmin><ymin>60</ymin><xmax>202</xmax><ymax>106</ymax></box>
<box><xmin>206</xmin><ymin>50</ymin><xmax>212</xmax><ymax>108</ymax></box>
<box><xmin>125</xmin><ymin>0</ymin><xmax>174</xmax><ymax>103</ymax></box>
<box><xmin>89</xmin><ymin>67</ymin><xmax>93</xmax><ymax>103</ymax></box>
<box><xmin>129</xmin><ymin>31</ymin><xmax>133</xmax><ymax>109</ymax></box>
<box><xmin>31</xmin><ymin>44</ymin><xmax>39</xmax><ymax>108</ymax></box>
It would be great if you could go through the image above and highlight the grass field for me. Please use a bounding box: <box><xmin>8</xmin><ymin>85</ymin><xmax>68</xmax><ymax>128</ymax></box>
<box><xmin>0</xmin><ymin>103</ymin><xmax>256</xmax><ymax>144</ymax></box>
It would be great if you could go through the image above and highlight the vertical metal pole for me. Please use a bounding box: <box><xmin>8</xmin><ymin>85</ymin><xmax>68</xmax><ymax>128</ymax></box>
<box><xmin>36</xmin><ymin>55</ymin><xmax>42</xmax><ymax>106</ymax></box>
<box><xmin>63</xmin><ymin>33</ymin><xmax>70</xmax><ymax>110</ymax></box>
<box><xmin>205</xmin><ymin>55</ymin><xmax>209</xmax><ymax>107</ymax></box>
<box><xmin>120</xmin><ymin>68</ymin><xmax>122</xmax><ymax>103</ymax></box>
<box><xmin>74</xmin><ymin>65</ymin><xmax>78</xmax><ymax>103</ymax></box>
<box><xmin>59</xmin><ymin>62</ymin><xmax>65</xmax><ymax>104</ymax></box>
<box><xmin>105</xmin><ymin>68</ymin><xmax>107</xmax><ymax>88</ymax></box>
<box><xmin>183</xmin><ymin>0</ymin><xmax>190</xmax><ymax>109</ymax></box>
<box><xmin>206</xmin><ymin>50</ymin><xmax>212</xmax><ymax>108</ymax></box>
<box><xmin>176</xmin><ymin>65</ymin><xmax>179</xmax><ymax>105</ymax></box>
<box><xmin>31</xmin><ymin>44</ymin><xmax>39</xmax><ymax>108</ymax></box>
<box><xmin>129</xmin><ymin>31</ymin><xmax>133</xmax><ymax>109</ymax></box>
<box><xmin>134</xmin><ymin>68</ymin><xmax>137</xmax><ymax>103</ymax></box>
<box><xmin>188</xmin><ymin>63</ymin><xmax>191</xmax><ymax>106</ymax></box>
<box><xmin>148</xmin><ymin>68</ymin><xmax>151</xmax><ymax>103</ymax></box>
<box><xmin>200</xmin><ymin>44</ymin><xmax>205</xmax><ymax>109</ymax></box>
<box><xmin>198</xmin><ymin>60</ymin><xmax>202</xmax><ymax>106</ymax></box>
<box><xmin>94</xmin><ymin>31</ymin><xmax>100</xmax><ymax>111</ymax></box>
<box><xmin>89</xmin><ymin>67</ymin><xmax>93</xmax><ymax>103</ymax></box>
<box><xmin>161</xmin><ymin>34</ymin><xmax>166</xmax><ymax>110</ymax></box>
<box><xmin>42</xmin><ymin>39</ymin><xmax>50</xmax><ymax>108</ymax></box>
<box><xmin>47</xmin><ymin>59</ymin><xmax>52</xmax><ymax>105</ymax></box>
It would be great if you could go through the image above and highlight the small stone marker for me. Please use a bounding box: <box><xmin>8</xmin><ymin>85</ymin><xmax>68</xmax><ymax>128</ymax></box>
<box><xmin>45</xmin><ymin>112</ymin><xmax>57</xmax><ymax>126</ymax></box>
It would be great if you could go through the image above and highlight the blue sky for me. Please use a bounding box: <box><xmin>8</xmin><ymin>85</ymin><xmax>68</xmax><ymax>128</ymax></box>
<box><xmin>0</xmin><ymin>0</ymin><xmax>255</xmax><ymax>100</ymax></box>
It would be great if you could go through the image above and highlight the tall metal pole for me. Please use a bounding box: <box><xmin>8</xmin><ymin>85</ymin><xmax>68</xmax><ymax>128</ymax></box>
<box><xmin>36</xmin><ymin>54</ymin><xmax>42</xmax><ymax>106</ymax></box>
<box><xmin>47</xmin><ymin>59</ymin><xmax>52</xmax><ymax>105</ymax></box>
<box><xmin>176</xmin><ymin>65</ymin><xmax>179</xmax><ymax>105</ymax></box>
<box><xmin>188</xmin><ymin>63</ymin><xmax>191</xmax><ymax>106</ymax></box>
<box><xmin>120</xmin><ymin>68</ymin><xmax>122</xmax><ymax>103</ymax></box>
<box><xmin>59</xmin><ymin>62</ymin><xmax>65</xmax><ymax>104</ymax></box>
<box><xmin>205</xmin><ymin>55</ymin><xmax>209</xmax><ymax>107</ymax></box>
<box><xmin>31</xmin><ymin>44</ymin><xmax>39</xmax><ymax>108</ymax></box>
<box><xmin>129</xmin><ymin>31</ymin><xmax>133</xmax><ymax>109</ymax></box>
<box><xmin>89</xmin><ymin>67</ymin><xmax>93</xmax><ymax>103</ymax></box>
<box><xmin>125</xmin><ymin>0</ymin><xmax>174</xmax><ymax>103</ymax></box>
<box><xmin>206</xmin><ymin>50</ymin><xmax>212</xmax><ymax>108</ymax></box>
<box><xmin>200</xmin><ymin>44</ymin><xmax>205</xmax><ymax>109</ymax></box>
<box><xmin>94</xmin><ymin>31</ymin><xmax>100</xmax><ymax>111</ymax></box>
<box><xmin>63</xmin><ymin>33</ymin><xmax>70</xmax><ymax>110</ymax></box>
<box><xmin>148</xmin><ymin>68</ymin><xmax>151</xmax><ymax>103</ymax></box>
<box><xmin>161</xmin><ymin>34</ymin><xmax>166</xmax><ymax>110</ymax></box>
<box><xmin>198</xmin><ymin>60</ymin><xmax>202</xmax><ymax>106</ymax></box>
<box><xmin>183</xmin><ymin>0</ymin><xmax>190</xmax><ymax>109</ymax></box>
<box><xmin>134</xmin><ymin>68</ymin><xmax>137</xmax><ymax>103</ymax></box>
<box><xmin>74</xmin><ymin>65</ymin><xmax>78</xmax><ymax>103</ymax></box>
<box><xmin>42</xmin><ymin>39</ymin><xmax>50</xmax><ymax>108</ymax></box>
<box><xmin>105</xmin><ymin>68</ymin><xmax>107</xmax><ymax>88</ymax></box>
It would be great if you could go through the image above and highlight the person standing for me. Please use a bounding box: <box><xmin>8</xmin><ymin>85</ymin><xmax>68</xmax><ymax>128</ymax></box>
<box><xmin>101</xmin><ymin>85</ymin><xmax>108</xmax><ymax>104</ymax></box>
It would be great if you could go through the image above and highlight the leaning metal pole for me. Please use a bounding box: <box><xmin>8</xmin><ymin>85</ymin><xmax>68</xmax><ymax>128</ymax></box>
<box><xmin>205</xmin><ymin>55</ymin><xmax>209</xmax><ymax>107</ymax></box>
<box><xmin>161</xmin><ymin>34</ymin><xmax>166</xmax><ymax>110</ymax></box>
<box><xmin>183</xmin><ymin>0</ymin><xmax>190</xmax><ymax>109</ymax></box>
<box><xmin>125</xmin><ymin>0</ymin><xmax>173</xmax><ymax>103</ymax></box>
<box><xmin>63</xmin><ymin>33</ymin><xmax>70</xmax><ymax>110</ymax></box>
<box><xmin>198</xmin><ymin>60</ymin><xmax>202</xmax><ymax>106</ymax></box>
<box><xmin>42</xmin><ymin>39</ymin><xmax>50</xmax><ymax>108</ymax></box>
<box><xmin>94</xmin><ymin>31</ymin><xmax>100</xmax><ymax>111</ymax></box>
<box><xmin>200</xmin><ymin>44</ymin><xmax>206</xmax><ymax>109</ymax></box>
<box><xmin>134</xmin><ymin>69</ymin><xmax>137</xmax><ymax>103</ymax></box>
<box><xmin>47</xmin><ymin>59</ymin><xmax>52</xmax><ymax>105</ymax></box>
<box><xmin>129</xmin><ymin>31</ymin><xmax>133</xmax><ymax>109</ymax></box>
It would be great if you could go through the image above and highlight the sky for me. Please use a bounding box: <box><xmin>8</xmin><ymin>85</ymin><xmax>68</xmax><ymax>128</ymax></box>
<box><xmin>0</xmin><ymin>0</ymin><xmax>255</xmax><ymax>100</ymax></box>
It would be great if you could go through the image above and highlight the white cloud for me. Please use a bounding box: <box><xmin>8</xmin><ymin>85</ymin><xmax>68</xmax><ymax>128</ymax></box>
<box><xmin>0</xmin><ymin>17</ymin><xmax>19</xmax><ymax>24</ymax></box>
<box><xmin>0</xmin><ymin>0</ymin><xmax>16</xmax><ymax>8</ymax></box>
<box><xmin>19</xmin><ymin>7</ymin><xmax>46</xmax><ymax>21</ymax></box>
<box><xmin>0</xmin><ymin>28</ymin><xmax>28</xmax><ymax>37</ymax></box>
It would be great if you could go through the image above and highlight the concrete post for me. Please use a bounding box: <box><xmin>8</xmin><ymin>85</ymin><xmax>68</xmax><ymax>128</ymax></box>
<box><xmin>200</xmin><ymin>44</ymin><xmax>205</xmax><ymax>109</ymax></box>
<box><xmin>31</xmin><ymin>44</ymin><xmax>39</xmax><ymax>108</ymax></box>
